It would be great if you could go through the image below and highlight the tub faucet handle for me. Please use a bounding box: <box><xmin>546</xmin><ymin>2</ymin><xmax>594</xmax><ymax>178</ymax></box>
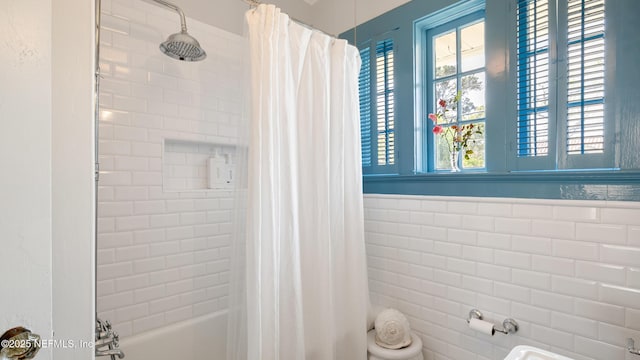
<box><xmin>96</xmin><ymin>348</ymin><xmax>125</xmax><ymax>359</ymax></box>
<box><xmin>0</xmin><ymin>327</ymin><xmax>41</xmax><ymax>359</ymax></box>
<box><xmin>629</xmin><ymin>338</ymin><xmax>640</xmax><ymax>356</ymax></box>
<box><xmin>95</xmin><ymin>316</ymin><xmax>125</xmax><ymax>359</ymax></box>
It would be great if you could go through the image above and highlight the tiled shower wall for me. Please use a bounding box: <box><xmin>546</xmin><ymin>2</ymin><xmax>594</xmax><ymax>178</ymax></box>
<box><xmin>364</xmin><ymin>194</ymin><xmax>640</xmax><ymax>360</ymax></box>
<box><xmin>96</xmin><ymin>0</ymin><xmax>244</xmax><ymax>337</ymax></box>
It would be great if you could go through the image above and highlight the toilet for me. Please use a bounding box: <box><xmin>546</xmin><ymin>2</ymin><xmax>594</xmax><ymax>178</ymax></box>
<box><xmin>367</xmin><ymin>329</ymin><xmax>424</xmax><ymax>360</ymax></box>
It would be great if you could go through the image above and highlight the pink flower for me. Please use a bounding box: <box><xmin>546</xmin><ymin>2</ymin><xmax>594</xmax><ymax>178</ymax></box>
<box><xmin>439</xmin><ymin>99</ymin><xmax>447</xmax><ymax>108</ymax></box>
<box><xmin>432</xmin><ymin>125</ymin><xmax>444</xmax><ymax>135</ymax></box>
<box><xmin>428</xmin><ymin>113</ymin><xmax>437</xmax><ymax>122</ymax></box>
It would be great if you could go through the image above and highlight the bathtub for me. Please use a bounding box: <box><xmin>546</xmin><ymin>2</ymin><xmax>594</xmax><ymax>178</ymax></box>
<box><xmin>119</xmin><ymin>310</ymin><xmax>227</xmax><ymax>359</ymax></box>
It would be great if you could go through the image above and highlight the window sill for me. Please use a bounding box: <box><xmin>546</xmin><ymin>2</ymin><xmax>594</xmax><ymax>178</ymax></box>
<box><xmin>362</xmin><ymin>170</ymin><xmax>640</xmax><ymax>201</ymax></box>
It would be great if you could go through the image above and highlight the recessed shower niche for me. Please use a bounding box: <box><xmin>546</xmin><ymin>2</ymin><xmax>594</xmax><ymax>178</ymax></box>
<box><xmin>163</xmin><ymin>139</ymin><xmax>236</xmax><ymax>191</ymax></box>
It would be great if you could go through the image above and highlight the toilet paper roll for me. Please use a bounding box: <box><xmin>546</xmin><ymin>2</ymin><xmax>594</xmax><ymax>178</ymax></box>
<box><xmin>468</xmin><ymin>318</ymin><xmax>495</xmax><ymax>336</ymax></box>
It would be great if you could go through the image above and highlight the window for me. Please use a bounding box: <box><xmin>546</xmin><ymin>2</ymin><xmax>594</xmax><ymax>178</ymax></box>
<box><xmin>359</xmin><ymin>38</ymin><xmax>396</xmax><ymax>173</ymax></box>
<box><xmin>515</xmin><ymin>0</ymin><xmax>608</xmax><ymax>170</ymax></box>
<box><xmin>342</xmin><ymin>0</ymin><xmax>638</xmax><ymax>200</ymax></box>
<box><xmin>426</xmin><ymin>14</ymin><xmax>486</xmax><ymax>171</ymax></box>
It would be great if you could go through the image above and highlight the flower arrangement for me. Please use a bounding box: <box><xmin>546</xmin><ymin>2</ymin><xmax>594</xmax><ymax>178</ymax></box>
<box><xmin>429</xmin><ymin>91</ymin><xmax>483</xmax><ymax>171</ymax></box>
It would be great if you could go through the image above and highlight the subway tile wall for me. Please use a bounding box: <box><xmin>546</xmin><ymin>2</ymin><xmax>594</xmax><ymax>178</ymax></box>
<box><xmin>97</xmin><ymin>0</ymin><xmax>244</xmax><ymax>337</ymax></box>
<box><xmin>364</xmin><ymin>194</ymin><xmax>640</xmax><ymax>360</ymax></box>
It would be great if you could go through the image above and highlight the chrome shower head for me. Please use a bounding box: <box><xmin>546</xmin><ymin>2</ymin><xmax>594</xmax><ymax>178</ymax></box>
<box><xmin>150</xmin><ymin>0</ymin><xmax>207</xmax><ymax>62</ymax></box>
<box><xmin>160</xmin><ymin>31</ymin><xmax>206</xmax><ymax>61</ymax></box>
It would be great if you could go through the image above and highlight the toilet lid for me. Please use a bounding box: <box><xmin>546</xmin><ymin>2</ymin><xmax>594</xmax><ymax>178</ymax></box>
<box><xmin>367</xmin><ymin>330</ymin><xmax>423</xmax><ymax>359</ymax></box>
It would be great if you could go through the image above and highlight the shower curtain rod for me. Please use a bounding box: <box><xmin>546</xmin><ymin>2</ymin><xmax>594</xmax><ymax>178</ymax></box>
<box><xmin>241</xmin><ymin>0</ymin><xmax>338</xmax><ymax>38</ymax></box>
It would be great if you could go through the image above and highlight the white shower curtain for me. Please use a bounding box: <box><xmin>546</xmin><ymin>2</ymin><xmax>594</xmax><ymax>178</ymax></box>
<box><xmin>227</xmin><ymin>4</ymin><xmax>370</xmax><ymax>360</ymax></box>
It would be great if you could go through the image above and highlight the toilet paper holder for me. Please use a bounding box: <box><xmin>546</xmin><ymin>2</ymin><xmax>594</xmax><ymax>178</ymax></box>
<box><xmin>467</xmin><ymin>309</ymin><xmax>518</xmax><ymax>335</ymax></box>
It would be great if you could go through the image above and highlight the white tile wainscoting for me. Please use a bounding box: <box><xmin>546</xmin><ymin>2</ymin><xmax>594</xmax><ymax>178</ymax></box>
<box><xmin>96</xmin><ymin>0</ymin><xmax>244</xmax><ymax>338</ymax></box>
<box><xmin>364</xmin><ymin>194</ymin><xmax>640</xmax><ymax>360</ymax></box>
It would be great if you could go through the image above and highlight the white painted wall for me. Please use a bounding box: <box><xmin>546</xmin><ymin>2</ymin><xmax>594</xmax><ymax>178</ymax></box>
<box><xmin>148</xmin><ymin>0</ymin><xmax>315</xmax><ymax>35</ymax></box>
<box><xmin>149</xmin><ymin>0</ymin><xmax>409</xmax><ymax>36</ymax></box>
<box><xmin>0</xmin><ymin>0</ymin><xmax>95</xmax><ymax>359</ymax></box>
<box><xmin>51</xmin><ymin>0</ymin><xmax>96</xmax><ymax>358</ymax></box>
<box><xmin>309</xmin><ymin>0</ymin><xmax>411</xmax><ymax>35</ymax></box>
<box><xmin>0</xmin><ymin>1</ymin><xmax>53</xmax><ymax>357</ymax></box>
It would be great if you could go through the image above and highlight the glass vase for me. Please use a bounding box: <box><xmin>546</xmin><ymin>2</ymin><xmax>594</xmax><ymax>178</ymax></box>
<box><xmin>450</xmin><ymin>150</ymin><xmax>461</xmax><ymax>172</ymax></box>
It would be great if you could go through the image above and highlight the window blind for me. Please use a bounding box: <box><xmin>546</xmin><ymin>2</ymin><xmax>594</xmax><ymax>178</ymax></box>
<box><xmin>375</xmin><ymin>39</ymin><xmax>395</xmax><ymax>166</ymax></box>
<box><xmin>516</xmin><ymin>0</ymin><xmax>550</xmax><ymax>157</ymax></box>
<box><xmin>566</xmin><ymin>0</ymin><xmax>605</xmax><ymax>155</ymax></box>
<box><xmin>359</xmin><ymin>47</ymin><xmax>372</xmax><ymax>167</ymax></box>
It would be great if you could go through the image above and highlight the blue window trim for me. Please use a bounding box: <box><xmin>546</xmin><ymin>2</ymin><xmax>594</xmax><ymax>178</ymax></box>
<box><xmin>363</xmin><ymin>170</ymin><xmax>640</xmax><ymax>201</ymax></box>
<box><xmin>340</xmin><ymin>0</ymin><xmax>640</xmax><ymax>201</ymax></box>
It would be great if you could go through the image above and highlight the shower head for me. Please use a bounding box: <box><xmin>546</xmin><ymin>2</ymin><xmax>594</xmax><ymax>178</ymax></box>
<box><xmin>150</xmin><ymin>0</ymin><xmax>207</xmax><ymax>61</ymax></box>
<box><xmin>160</xmin><ymin>31</ymin><xmax>206</xmax><ymax>61</ymax></box>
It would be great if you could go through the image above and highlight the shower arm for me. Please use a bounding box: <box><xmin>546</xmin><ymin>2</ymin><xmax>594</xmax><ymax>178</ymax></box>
<box><xmin>149</xmin><ymin>0</ymin><xmax>188</xmax><ymax>32</ymax></box>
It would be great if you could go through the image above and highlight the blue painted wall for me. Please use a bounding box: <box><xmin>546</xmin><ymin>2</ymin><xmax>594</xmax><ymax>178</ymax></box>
<box><xmin>342</xmin><ymin>0</ymin><xmax>640</xmax><ymax>201</ymax></box>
